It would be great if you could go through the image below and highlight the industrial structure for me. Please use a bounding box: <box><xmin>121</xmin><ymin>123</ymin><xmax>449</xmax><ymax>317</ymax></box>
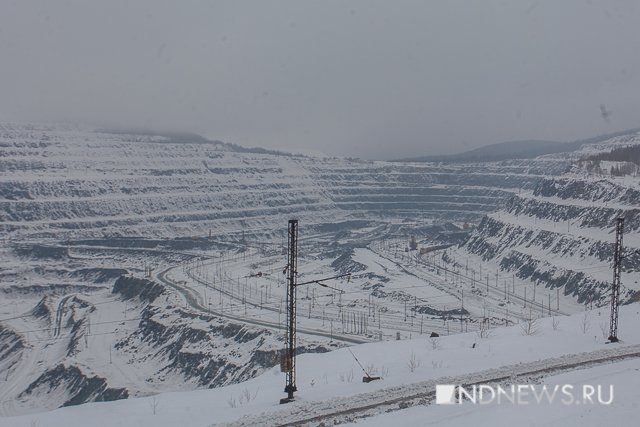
<box><xmin>608</xmin><ymin>217</ymin><xmax>624</xmax><ymax>343</ymax></box>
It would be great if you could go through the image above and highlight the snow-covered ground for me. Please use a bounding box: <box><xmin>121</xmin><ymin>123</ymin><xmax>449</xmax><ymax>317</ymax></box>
<box><xmin>2</xmin><ymin>123</ymin><xmax>640</xmax><ymax>423</ymax></box>
<box><xmin>3</xmin><ymin>303</ymin><xmax>639</xmax><ymax>426</ymax></box>
<box><xmin>345</xmin><ymin>359</ymin><xmax>639</xmax><ymax>427</ymax></box>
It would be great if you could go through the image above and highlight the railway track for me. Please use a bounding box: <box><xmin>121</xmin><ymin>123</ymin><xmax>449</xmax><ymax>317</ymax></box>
<box><xmin>156</xmin><ymin>266</ymin><xmax>369</xmax><ymax>345</ymax></box>
<box><xmin>218</xmin><ymin>343</ymin><xmax>640</xmax><ymax>427</ymax></box>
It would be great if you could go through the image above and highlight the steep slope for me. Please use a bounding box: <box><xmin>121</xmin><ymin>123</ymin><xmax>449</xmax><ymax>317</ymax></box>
<box><xmin>0</xmin><ymin>266</ymin><xmax>336</xmax><ymax>416</ymax></box>
<box><xmin>0</xmin><ymin>123</ymin><xmax>567</xmax><ymax>242</ymax></box>
<box><xmin>457</xmin><ymin>132</ymin><xmax>640</xmax><ymax>306</ymax></box>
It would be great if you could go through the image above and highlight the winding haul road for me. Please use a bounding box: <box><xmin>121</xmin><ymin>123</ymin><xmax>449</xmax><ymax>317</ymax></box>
<box><xmin>156</xmin><ymin>266</ymin><xmax>369</xmax><ymax>345</ymax></box>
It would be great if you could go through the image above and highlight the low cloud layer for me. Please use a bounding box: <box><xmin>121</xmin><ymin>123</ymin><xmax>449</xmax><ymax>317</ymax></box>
<box><xmin>1</xmin><ymin>0</ymin><xmax>639</xmax><ymax>159</ymax></box>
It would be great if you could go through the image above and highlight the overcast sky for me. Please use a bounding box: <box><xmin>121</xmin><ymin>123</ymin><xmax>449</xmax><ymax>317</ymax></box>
<box><xmin>1</xmin><ymin>1</ymin><xmax>639</xmax><ymax>159</ymax></box>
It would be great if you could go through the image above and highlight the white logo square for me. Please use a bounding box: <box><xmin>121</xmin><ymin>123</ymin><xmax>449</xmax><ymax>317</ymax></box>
<box><xmin>436</xmin><ymin>385</ymin><xmax>456</xmax><ymax>405</ymax></box>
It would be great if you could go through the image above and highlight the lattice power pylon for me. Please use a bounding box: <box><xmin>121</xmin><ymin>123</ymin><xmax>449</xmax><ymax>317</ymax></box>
<box><xmin>608</xmin><ymin>217</ymin><xmax>624</xmax><ymax>343</ymax></box>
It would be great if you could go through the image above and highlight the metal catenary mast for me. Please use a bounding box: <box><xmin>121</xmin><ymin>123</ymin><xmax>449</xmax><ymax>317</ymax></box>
<box><xmin>608</xmin><ymin>217</ymin><xmax>624</xmax><ymax>343</ymax></box>
<box><xmin>280</xmin><ymin>219</ymin><xmax>350</xmax><ymax>404</ymax></box>
<box><xmin>282</xmin><ymin>219</ymin><xmax>299</xmax><ymax>402</ymax></box>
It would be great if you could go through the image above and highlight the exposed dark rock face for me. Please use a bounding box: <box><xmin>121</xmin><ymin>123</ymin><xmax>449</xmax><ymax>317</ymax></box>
<box><xmin>331</xmin><ymin>249</ymin><xmax>367</xmax><ymax>275</ymax></box>
<box><xmin>112</xmin><ymin>276</ymin><xmax>165</xmax><ymax>303</ymax></box>
<box><xmin>14</xmin><ymin>244</ymin><xmax>69</xmax><ymax>260</ymax></box>
<box><xmin>0</xmin><ymin>326</ymin><xmax>25</xmax><ymax>369</ymax></box>
<box><xmin>112</xmin><ymin>277</ymin><xmax>336</xmax><ymax>390</ymax></box>
<box><xmin>20</xmin><ymin>365</ymin><xmax>129</xmax><ymax>407</ymax></box>
<box><xmin>70</xmin><ymin>268</ymin><xmax>128</xmax><ymax>283</ymax></box>
<box><xmin>460</xmin><ymin>173</ymin><xmax>640</xmax><ymax>305</ymax></box>
<box><xmin>31</xmin><ymin>296</ymin><xmax>53</xmax><ymax>323</ymax></box>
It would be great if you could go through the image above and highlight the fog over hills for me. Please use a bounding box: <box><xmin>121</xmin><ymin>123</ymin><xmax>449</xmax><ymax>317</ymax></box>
<box><xmin>395</xmin><ymin>128</ymin><xmax>640</xmax><ymax>163</ymax></box>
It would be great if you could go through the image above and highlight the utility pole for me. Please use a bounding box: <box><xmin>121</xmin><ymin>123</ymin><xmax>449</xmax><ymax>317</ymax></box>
<box><xmin>608</xmin><ymin>217</ymin><xmax>624</xmax><ymax>343</ymax></box>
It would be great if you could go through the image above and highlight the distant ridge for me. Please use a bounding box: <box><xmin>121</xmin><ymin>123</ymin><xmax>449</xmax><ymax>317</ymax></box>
<box><xmin>394</xmin><ymin>128</ymin><xmax>640</xmax><ymax>163</ymax></box>
<box><xmin>97</xmin><ymin>128</ymin><xmax>302</xmax><ymax>157</ymax></box>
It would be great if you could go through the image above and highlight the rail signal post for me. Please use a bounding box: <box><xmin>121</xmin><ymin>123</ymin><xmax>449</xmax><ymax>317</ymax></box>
<box><xmin>608</xmin><ymin>217</ymin><xmax>624</xmax><ymax>343</ymax></box>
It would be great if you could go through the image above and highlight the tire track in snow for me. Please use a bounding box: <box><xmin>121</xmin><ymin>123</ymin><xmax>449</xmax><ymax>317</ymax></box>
<box><xmin>53</xmin><ymin>295</ymin><xmax>73</xmax><ymax>337</ymax></box>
